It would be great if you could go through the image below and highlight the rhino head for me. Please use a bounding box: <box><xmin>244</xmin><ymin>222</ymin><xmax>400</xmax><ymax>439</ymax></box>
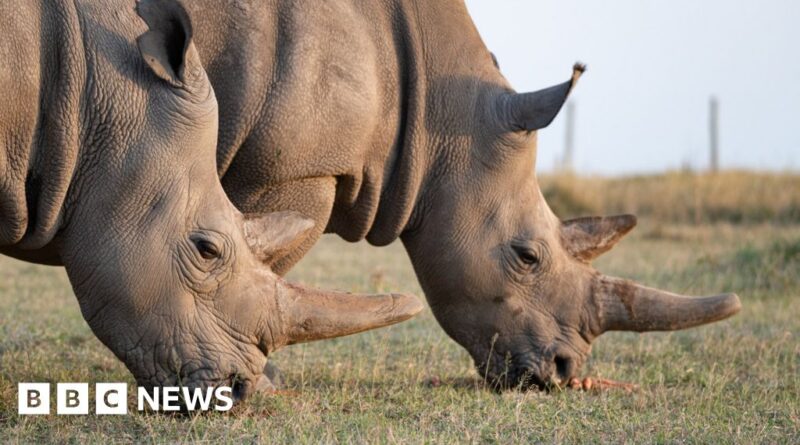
<box><xmin>55</xmin><ymin>0</ymin><xmax>421</xmax><ymax>402</ymax></box>
<box><xmin>402</xmin><ymin>63</ymin><xmax>740</xmax><ymax>390</ymax></box>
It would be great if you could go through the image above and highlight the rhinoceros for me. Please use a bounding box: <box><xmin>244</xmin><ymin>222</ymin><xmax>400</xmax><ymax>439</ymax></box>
<box><xmin>179</xmin><ymin>0</ymin><xmax>741</xmax><ymax>389</ymax></box>
<box><xmin>0</xmin><ymin>0</ymin><xmax>421</xmax><ymax>401</ymax></box>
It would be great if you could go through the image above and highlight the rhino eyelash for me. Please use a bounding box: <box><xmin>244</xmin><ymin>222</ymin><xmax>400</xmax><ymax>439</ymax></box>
<box><xmin>511</xmin><ymin>244</ymin><xmax>540</xmax><ymax>268</ymax></box>
<box><xmin>191</xmin><ymin>237</ymin><xmax>221</xmax><ymax>260</ymax></box>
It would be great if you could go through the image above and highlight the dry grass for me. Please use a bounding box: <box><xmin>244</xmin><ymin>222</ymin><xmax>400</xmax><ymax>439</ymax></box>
<box><xmin>0</xmin><ymin>173</ymin><xmax>799</xmax><ymax>443</ymax></box>
<box><xmin>542</xmin><ymin>171</ymin><xmax>800</xmax><ymax>224</ymax></box>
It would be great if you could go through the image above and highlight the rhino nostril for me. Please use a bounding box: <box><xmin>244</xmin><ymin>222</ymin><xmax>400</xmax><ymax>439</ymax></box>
<box><xmin>554</xmin><ymin>355</ymin><xmax>572</xmax><ymax>381</ymax></box>
<box><xmin>230</xmin><ymin>375</ymin><xmax>248</xmax><ymax>403</ymax></box>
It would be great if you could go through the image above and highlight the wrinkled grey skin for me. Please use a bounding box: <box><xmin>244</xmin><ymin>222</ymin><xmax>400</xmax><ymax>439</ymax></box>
<box><xmin>0</xmin><ymin>0</ymin><xmax>421</xmax><ymax>401</ymax></box>
<box><xmin>183</xmin><ymin>0</ymin><xmax>740</xmax><ymax>388</ymax></box>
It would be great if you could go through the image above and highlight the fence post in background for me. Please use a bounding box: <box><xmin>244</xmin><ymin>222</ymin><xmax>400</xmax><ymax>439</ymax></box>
<box><xmin>709</xmin><ymin>96</ymin><xmax>719</xmax><ymax>173</ymax></box>
<box><xmin>562</xmin><ymin>101</ymin><xmax>576</xmax><ymax>174</ymax></box>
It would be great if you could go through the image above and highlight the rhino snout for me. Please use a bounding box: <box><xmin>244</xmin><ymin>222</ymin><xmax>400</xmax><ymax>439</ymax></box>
<box><xmin>481</xmin><ymin>347</ymin><xmax>584</xmax><ymax>391</ymax></box>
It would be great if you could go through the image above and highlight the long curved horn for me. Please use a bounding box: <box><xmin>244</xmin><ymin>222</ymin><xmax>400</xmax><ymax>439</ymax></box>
<box><xmin>274</xmin><ymin>281</ymin><xmax>424</xmax><ymax>346</ymax></box>
<box><xmin>594</xmin><ymin>275</ymin><xmax>741</xmax><ymax>332</ymax></box>
<box><xmin>504</xmin><ymin>63</ymin><xmax>585</xmax><ymax>132</ymax></box>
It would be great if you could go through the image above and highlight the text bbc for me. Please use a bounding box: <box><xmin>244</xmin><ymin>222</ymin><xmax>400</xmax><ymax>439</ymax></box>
<box><xmin>18</xmin><ymin>383</ymin><xmax>233</xmax><ymax>415</ymax></box>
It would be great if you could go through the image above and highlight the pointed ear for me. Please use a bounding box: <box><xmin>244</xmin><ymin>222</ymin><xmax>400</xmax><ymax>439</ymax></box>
<box><xmin>244</xmin><ymin>211</ymin><xmax>315</xmax><ymax>265</ymax></box>
<box><xmin>561</xmin><ymin>214</ymin><xmax>636</xmax><ymax>262</ymax></box>
<box><xmin>135</xmin><ymin>0</ymin><xmax>202</xmax><ymax>87</ymax></box>
<box><xmin>503</xmin><ymin>63</ymin><xmax>585</xmax><ymax>132</ymax></box>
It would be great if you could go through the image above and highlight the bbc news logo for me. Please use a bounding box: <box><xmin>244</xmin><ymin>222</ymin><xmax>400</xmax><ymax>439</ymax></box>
<box><xmin>18</xmin><ymin>383</ymin><xmax>233</xmax><ymax>415</ymax></box>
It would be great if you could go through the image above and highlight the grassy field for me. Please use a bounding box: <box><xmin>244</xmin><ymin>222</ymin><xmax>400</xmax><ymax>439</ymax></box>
<box><xmin>1</xmin><ymin>174</ymin><xmax>799</xmax><ymax>443</ymax></box>
<box><xmin>542</xmin><ymin>171</ymin><xmax>800</xmax><ymax>224</ymax></box>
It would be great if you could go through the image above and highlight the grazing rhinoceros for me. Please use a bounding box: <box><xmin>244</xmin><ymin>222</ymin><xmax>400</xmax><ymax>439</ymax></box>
<box><xmin>0</xmin><ymin>0</ymin><xmax>421</xmax><ymax>402</ymax></box>
<box><xmin>180</xmin><ymin>0</ymin><xmax>742</xmax><ymax>389</ymax></box>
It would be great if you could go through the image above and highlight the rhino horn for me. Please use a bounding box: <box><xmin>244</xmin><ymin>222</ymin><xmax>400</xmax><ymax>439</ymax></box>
<box><xmin>243</xmin><ymin>211</ymin><xmax>315</xmax><ymax>265</ymax></box>
<box><xmin>561</xmin><ymin>214</ymin><xmax>637</xmax><ymax>262</ymax></box>
<box><xmin>504</xmin><ymin>62</ymin><xmax>585</xmax><ymax>132</ymax></box>
<box><xmin>593</xmin><ymin>275</ymin><xmax>741</xmax><ymax>333</ymax></box>
<box><xmin>275</xmin><ymin>282</ymin><xmax>424</xmax><ymax>346</ymax></box>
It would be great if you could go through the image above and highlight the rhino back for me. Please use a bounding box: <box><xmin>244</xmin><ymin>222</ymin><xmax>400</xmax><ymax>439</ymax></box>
<box><xmin>194</xmin><ymin>0</ymin><xmax>394</xmax><ymax>179</ymax></box>
<box><xmin>188</xmin><ymin>0</ymin><xmax>436</xmax><ymax>272</ymax></box>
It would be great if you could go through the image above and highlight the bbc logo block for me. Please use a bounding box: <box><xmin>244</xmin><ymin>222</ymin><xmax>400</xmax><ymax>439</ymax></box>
<box><xmin>18</xmin><ymin>383</ymin><xmax>50</xmax><ymax>415</ymax></box>
<box><xmin>17</xmin><ymin>383</ymin><xmax>232</xmax><ymax>414</ymax></box>
<box><xmin>96</xmin><ymin>383</ymin><xmax>128</xmax><ymax>415</ymax></box>
<box><xmin>18</xmin><ymin>383</ymin><xmax>128</xmax><ymax>415</ymax></box>
<box><xmin>57</xmin><ymin>383</ymin><xmax>89</xmax><ymax>415</ymax></box>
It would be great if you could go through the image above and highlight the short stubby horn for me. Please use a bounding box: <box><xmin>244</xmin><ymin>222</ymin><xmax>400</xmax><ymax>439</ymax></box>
<box><xmin>594</xmin><ymin>275</ymin><xmax>741</xmax><ymax>333</ymax></box>
<box><xmin>274</xmin><ymin>281</ymin><xmax>424</xmax><ymax>346</ymax></box>
<box><xmin>504</xmin><ymin>62</ymin><xmax>586</xmax><ymax>132</ymax></box>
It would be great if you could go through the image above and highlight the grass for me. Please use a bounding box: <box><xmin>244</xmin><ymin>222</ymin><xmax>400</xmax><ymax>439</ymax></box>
<box><xmin>1</xmin><ymin>174</ymin><xmax>799</xmax><ymax>443</ymax></box>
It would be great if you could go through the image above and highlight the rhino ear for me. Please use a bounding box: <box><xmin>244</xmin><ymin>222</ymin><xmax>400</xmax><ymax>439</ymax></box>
<box><xmin>135</xmin><ymin>0</ymin><xmax>201</xmax><ymax>87</ymax></box>
<box><xmin>243</xmin><ymin>211</ymin><xmax>315</xmax><ymax>265</ymax></box>
<box><xmin>561</xmin><ymin>214</ymin><xmax>636</xmax><ymax>262</ymax></box>
<box><xmin>503</xmin><ymin>63</ymin><xmax>585</xmax><ymax>132</ymax></box>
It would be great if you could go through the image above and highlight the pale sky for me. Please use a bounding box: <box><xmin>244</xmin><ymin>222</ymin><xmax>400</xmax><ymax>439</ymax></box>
<box><xmin>465</xmin><ymin>0</ymin><xmax>800</xmax><ymax>174</ymax></box>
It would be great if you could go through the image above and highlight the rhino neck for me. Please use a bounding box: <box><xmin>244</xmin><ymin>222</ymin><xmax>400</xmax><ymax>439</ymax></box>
<box><xmin>333</xmin><ymin>0</ymin><xmax>433</xmax><ymax>246</ymax></box>
<box><xmin>364</xmin><ymin>0</ymin><xmax>505</xmax><ymax>245</ymax></box>
<box><xmin>397</xmin><ymin>0</ymin><xmax>513</xmax><ymax>287</ymax></box>
<box><xmin>0</xmin><ymin>0</ymin><xmax>86</xmax><ymax>256</ymax></box>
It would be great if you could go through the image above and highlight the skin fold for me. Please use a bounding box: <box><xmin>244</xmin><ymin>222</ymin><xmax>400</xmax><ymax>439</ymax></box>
<box><xmin>182</xmin><ymin>0</ymin><xmax>741</xmax><ymax>388</ymax></box>
<box><xmin>0</xmin><ymin>0</ymin><xmax>421</xmax><ymax>403</ymax></box>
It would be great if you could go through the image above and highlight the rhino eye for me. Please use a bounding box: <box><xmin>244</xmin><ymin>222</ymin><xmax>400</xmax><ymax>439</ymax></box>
<box><xmin>512</xmin><ymin>245</ymin><xmax>540</xmax><ymax>268</ymax></box>
<box><xmin>193</xmin><ymin>238</ymin><xmax>221</xmax><ymax>260</ymax></box>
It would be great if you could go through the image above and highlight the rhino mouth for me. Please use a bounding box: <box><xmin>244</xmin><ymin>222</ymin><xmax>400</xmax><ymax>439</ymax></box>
<box><xmin>479</xmin><ymin>362</ymin><xmax>551</xmax><ymax>391</ymax></box>
<box><xmin>133</xmin><ymin>371</ymin><xmax>255</xmax><ymax>413</ymax></box>
<box><xmin>182</xmin><ymin>372</ymin><xmax>253</xmax><ymax>400</ymax></box>
<box><xmin>477</xmin><ymin>349</ymin><xmax>582</xmax><ymax>391</ymax></box>
<box><xmin>135</xmin><ymin>363</ymin><xmax>255</xmax><ymax>394</ymax></box>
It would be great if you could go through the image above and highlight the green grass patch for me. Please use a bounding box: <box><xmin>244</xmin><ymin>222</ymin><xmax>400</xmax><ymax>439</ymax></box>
<box><xmin>1</xmin><ymin>223</ymin><xmax>798</xmax><ymax>443</ymax></box>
